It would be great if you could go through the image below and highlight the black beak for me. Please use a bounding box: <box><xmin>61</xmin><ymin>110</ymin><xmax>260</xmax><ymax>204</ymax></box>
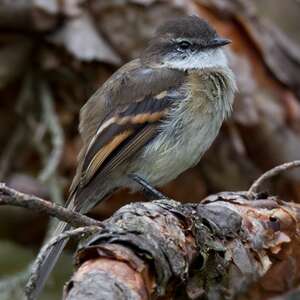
<box><xmin>210</xmin><ymin>37</ymin><xmax>231</xmax><ymax>48</ymax></box>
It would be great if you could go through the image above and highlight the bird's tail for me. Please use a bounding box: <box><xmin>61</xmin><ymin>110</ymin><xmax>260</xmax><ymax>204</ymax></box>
<box><xmin>29</xmin><ymin>198</ymin><xmax>75</xmax><ymax>300</ymax></box>
<box><xmin>30</xmin><ymin>187</ymin><xmax>113</xmax><ymax>299</ymax></box>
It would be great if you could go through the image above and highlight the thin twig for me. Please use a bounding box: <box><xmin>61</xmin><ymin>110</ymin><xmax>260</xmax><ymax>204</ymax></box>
<box><xmin>248</xmin><ymin>160</ymin><xmax>300</xmax><ymax>194</ymax></box>
<box><xmin>38</xmin><ymin>82</ymin><xmax>64</xmax><ymax>182</ymax></box>
<box><xmin>25</xmin><ymin>226</ymin><xmax>103</xmax><ymax>300</ymax></box>
<box><xmin>0</xmin><ymin>183</ymin><xmax>102</xmax><ymax>228</ymax></box>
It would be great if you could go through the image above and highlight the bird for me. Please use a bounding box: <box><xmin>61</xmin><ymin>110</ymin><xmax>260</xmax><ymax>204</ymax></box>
<box><xmin>32</xmin><ymin>15</ymin><xmax>236</xmax><ymax>299</ymax></box>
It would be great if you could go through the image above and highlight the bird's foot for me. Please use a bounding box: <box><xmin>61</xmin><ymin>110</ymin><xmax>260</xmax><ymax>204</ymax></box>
<box><xmin>129</xmin><ymin>174</ymin><xmax>167</xmax><ymax>200</ymax></box>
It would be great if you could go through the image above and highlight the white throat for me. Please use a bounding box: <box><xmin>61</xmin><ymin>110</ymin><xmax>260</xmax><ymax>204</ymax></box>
<box><xmin>164</xmin><ymin>48</ymin><xmax>228</xmax><ymax>71</ymax></box>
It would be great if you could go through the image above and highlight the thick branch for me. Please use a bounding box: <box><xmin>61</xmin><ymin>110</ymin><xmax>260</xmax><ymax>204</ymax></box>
<box><xmin>0</xmin><ymin>183</ymin><xmax>101</xmax><ymax>228</ymax></box>
<box><xmin>2</xmin><ymin>161</ymin><xmax>300</xmax><ymax>299</ymax></box>
<box><xmin>64</xmin><ymin>195</ymin><xmax>300</xmax><ymax>300</ymax></box>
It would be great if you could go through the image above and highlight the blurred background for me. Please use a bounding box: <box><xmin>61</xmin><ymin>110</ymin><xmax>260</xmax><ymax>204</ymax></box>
<box><xmin>0</xmin><ymin>0</ymin><xmax>300</xmax><ymax>299</ymax></box>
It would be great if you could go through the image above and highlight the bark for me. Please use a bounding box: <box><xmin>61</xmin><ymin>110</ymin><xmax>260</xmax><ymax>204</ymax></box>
<box><xmin>64</xmin><ymin>193</ymin><xmax>300</xmax><ymax>300</ymax></box>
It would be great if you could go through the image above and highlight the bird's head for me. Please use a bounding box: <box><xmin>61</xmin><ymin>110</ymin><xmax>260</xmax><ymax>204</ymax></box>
<box><xmin>142</xmin><ymin>15</ymin><xmax>230</xmax><ymax>71</ymax></box>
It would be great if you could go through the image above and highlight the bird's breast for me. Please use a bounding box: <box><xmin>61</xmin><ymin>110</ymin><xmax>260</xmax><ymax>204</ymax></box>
<box><xmin>128</xmin><ymin>68</ymin><xmax>235</xmax><ymax>187</ymax></box>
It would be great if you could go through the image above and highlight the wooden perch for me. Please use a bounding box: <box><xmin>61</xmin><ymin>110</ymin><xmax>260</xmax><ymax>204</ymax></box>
<box><xmin>1</xmin><ymin>162</ymin><xmax>300</xmax><ymax>299</ymax></box>
<box><xmin>64</xmin><ymin>193</ymin><xmax>300</xmax><ymax>300</ymax></box>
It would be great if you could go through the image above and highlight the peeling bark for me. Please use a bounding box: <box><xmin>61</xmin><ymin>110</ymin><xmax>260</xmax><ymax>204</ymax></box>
<box><xmin>64</xmin><ymin>193</ymin><xmax>300</xmax><ymax>300</ymax></box>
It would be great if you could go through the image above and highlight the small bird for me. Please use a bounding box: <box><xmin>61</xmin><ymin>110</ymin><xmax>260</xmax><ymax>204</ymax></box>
<box><xmin>33</xmin><ymin>15</ymin><xmax>236</xmax><ymax>298</ymax></box>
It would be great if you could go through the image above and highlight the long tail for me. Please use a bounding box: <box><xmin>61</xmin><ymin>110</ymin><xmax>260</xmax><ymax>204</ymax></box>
<box><xmin>30</xmin><ymin>199</ymin><xmax>75</xmax><ymax>300</ymax></box>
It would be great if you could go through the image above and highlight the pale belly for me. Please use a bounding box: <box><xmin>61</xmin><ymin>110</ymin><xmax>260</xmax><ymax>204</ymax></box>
<box><xmin>127</xmin><ymin>103</ymin><xmax>225</xmax><ymax>187</ymax></box>
<box><xmin>123</xmin><ymin>69</ymin><xmax>235</xmax><ymax>190</ymax></box>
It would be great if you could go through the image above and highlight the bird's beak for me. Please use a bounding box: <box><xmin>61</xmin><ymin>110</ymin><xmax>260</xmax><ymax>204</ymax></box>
<box><xmin>210</xmin><ymin>38</ymin><xmax>231</xmax><ymax>48</ymax></box>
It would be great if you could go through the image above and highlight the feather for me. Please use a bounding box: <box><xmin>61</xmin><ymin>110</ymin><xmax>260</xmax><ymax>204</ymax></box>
<box><xmin>34</xmin><ymin>58</ymin><xmax>185</xmax><ymax>300</ymax></box>
<box><xmin>69</xmin><ymin>60</ymin><xmax>185</xmax><ymax>197</ymax></box>
<box><xmin>75</xmin><ymin>95</ymin><xmax>173</xmax><ymax>205</ymax></box>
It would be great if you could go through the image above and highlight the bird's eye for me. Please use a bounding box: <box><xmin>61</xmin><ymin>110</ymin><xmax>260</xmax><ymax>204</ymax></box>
<box><xmin>177</xmin><ymin>41</ymin><xmax>192</xmax><ymax>51</ymax></box>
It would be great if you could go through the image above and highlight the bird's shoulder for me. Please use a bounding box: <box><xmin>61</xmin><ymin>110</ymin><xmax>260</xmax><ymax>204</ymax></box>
<box><xmin>79</xmin><ymin>58</ymin><xmax>185</xmax><ymax>146</ymax></box>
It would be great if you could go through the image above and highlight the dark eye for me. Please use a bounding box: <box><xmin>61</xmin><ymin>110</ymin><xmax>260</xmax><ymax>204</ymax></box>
<box><xmin>177</xmin><ymin>41</ymin><xmax>192</xmax><ymax>51</ymax></box>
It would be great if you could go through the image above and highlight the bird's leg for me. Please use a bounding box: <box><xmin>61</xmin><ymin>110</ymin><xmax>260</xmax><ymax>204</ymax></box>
<box><xmin>129</xmin><ymin>174</ymin><xmax>167</xmax><ymax>200</ymax></box>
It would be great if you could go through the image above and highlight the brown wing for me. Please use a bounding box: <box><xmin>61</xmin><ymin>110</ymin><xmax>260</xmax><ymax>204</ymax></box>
<box><xmin>70</xmin><ymin>89</ymin><xmax>182</xmax><ymax>210</ymax></box>
<box><xmin>79</xmin><ymin>93</ymin><xmax>174</xmax><ymax>188</ymax></box>
<box><xmin>79</xmin><ymin>58</ymin><xmax>184</xmax><ymax>146</ymax></box>
<box><xmin>69</xmin><ymin>60</ymin><xmax>185</xmax><ymax>196</ymax></box>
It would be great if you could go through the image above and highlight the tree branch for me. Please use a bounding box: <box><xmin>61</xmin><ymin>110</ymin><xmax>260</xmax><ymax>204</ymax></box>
<box><xmin>2</xmin><ymin>161</ymin><xmax>300</xmax><ymax>299</ymax></box>
<box><xmin>0</xmin><ymin>183</ymin><xmax>102</xmax><ymax>228</ymax></box>
<box><xmin>64</xmin><ymin>195</ymin><xmax>300</xmax><ymax>300</ymax></box>
<box><xmin>248</xmin><ymin>160</ymin><xmax>300</xmax><ymax>194</ymax></box>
